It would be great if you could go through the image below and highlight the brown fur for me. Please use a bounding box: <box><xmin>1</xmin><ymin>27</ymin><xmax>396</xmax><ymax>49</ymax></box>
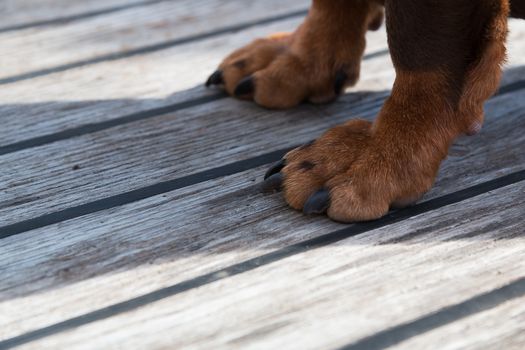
<box><xmin>208</xmin><ymin>0</ymin><xmax>517</xmax><ymax>222</ymax></box>
<box><xmin>216</xmin><ymin>0</ymin><xmax>384</xmax><ymax>108</ymax></box>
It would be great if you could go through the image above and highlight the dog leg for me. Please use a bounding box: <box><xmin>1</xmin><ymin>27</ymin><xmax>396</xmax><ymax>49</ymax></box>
<box><xmin>263</xmin><ymin>0</ymin><xmax>509</xmax><ymax>222</ymax></box>
<box><xmin>206</xmin><ymin>0</ymin><xmax>384</xmax><ymax>109</ymax></box>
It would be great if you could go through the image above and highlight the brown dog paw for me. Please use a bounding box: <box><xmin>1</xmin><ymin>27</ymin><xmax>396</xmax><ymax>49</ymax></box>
<box><xmin>261</xmin><ymin>116</ymin><xmax>445</xmax><ymax>223</ymax></box>
<box><xmin>206</xmin><ymin>1</ymin><xmax>384</xmax><ymax>109</ymax></box>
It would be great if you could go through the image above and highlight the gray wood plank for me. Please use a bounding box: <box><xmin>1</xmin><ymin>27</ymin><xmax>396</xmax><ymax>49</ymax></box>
<box><xmin>390</xmin><ymin>297</ymin><xmax>525</xmax><ymax>350</ymax></box>
<box><xmin>2</xmin><ymin>15</ymin><xmax>525</xmax><ymax>348</ymax></box>
<box><xmin>0</xmin><ymin>0</ymin><xmax>309</xmax><ymax>79</ymax></box>
<box><xmin>2</xmin><ymin>51</ymin><xmax>525</xmax><ymax>228</ymax></box>
<box><xmin>0</xmin><ymin>50</ymin><xmax>394</xmax><ymax>227</ymax></box>
<box><xmin>0</xmin><ymin>16</ymin><xmax>523</xmax><ymax>149</ymax></box>
<box><xmin>2</xmin><ymin>20</ymin><xmax>525</xmax><ymax>222</ymax></box>
<box><xmin>5</xmin><ymin>180</ymin><xmax>525</xmax><ymax>349</ymax></box>
<box><xmin>0</xmin><ymin>18</ymin><xmax>388</xmax><ymax>146</ymax></box>
<box><xmin>1</xmin><ymin>84</ymin><xmax>525</xmax><ymax>341</ymax></box>
<box><xmin>0</xmin><ymin>19</ymin><xmax>523</xmax><ymax>150</ymax></box>
<box><xmin>0</xmin><ymin>0</ymin><xmax>155</xmax><ymax>31</ymax></box>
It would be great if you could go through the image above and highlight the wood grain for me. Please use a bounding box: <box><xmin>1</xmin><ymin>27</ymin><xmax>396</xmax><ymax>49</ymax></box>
<box><xmin>1</xmin><ymin>84</ymin><xmax>525</xmax><ymax>341</ymax></box>
<box><xmin>3</xmin><ymin>20</ymin><xmax>525</xmax><ymax>221</ymax></box>
<box><xmin>2</xmin><ymin>61</ymin><xmax>525</xmax><ymax>227</ymax></box>
<box><xmin>8</xmin><ymin>181</ymin><xmax>525</xmax><ymax>349</ymax></box>
<box><xmin>390</xmin><ymin>296</ymin><xmax>525</xmax><ymax>350</ymax></box>
<box><xmin>0</xmin><ymin>18</ymin><xmax>522</xmax><ymax>147</ymax></box>
<box><xmin>0</xmin><ymin>0</ymin><xmax>156</xmax><ymax>31</ymax></box>
<box><xmin>0</xmin><ymin>0</ymin><xmax>309</xmax><ymax>79</ymax></box>
<box><xmin>0</xmin><ymin>19</ymin><xmax>388</xmax><ymax>145</ymax></box>
<box><xmin>0</xmin><ymin>50</ymin><xmax>395</xmax><ymax>226</ymax></box>
<box><xmin>2</xmin><ymin>8</ymin><xmax>525</xmax><ymax>350</ymax></box>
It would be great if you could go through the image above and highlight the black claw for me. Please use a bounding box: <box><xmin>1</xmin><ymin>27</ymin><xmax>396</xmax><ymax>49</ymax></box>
<box><xmin>205</xmin><ymin>70</ymin><xmax>223</xmax><ymax>87</ymax></box>
<box><xmin>264</xmin><ymin>159</ymin><xmax>286</xmax><ymax>180</ymax></box>
<box><xmin>334</xmin><ymin>70</ymin><xmax>348</xmax><ymax>95</ymax></box>
<box><xmin>303</xmin><ymin>188</ymin><xmax>331</xmax><ymax>215</ymax></box>
<box><xmin>261</xmin><ymin>173</ymin><xmax>283</xmax><ymax>193</ymax></box>
<box><xmin>234</xmin><ymin>76</ymin><xmax>255</xmax><ymax>96</ymax></box>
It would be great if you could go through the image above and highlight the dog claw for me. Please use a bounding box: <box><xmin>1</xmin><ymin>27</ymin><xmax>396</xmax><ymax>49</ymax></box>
<box><xmin>334</xmin><ymin>70</ymin><xmax>348</xmax><ymax>95</ymax></box>
<box><xmin>303</xmin><ymin>188</ymin><xmax>331</xmax><ymax>215</ymax></box>
<box><xmin>261</xmin><ymin>173</ymin><xmax>283</xmax><ymax>193</ymax></box>
<box><xmin>205</xmin><ymin>70</ymin><xmax>223</xmax><ymax>87</ymax></box>
<box><xmin>264</xmin><ymin>159</ymin><xmax>286</xmax><ymax>180</ymax></box>
<box><xmin>234</xmin><ymin>76</ymin><xmax>255</xmax><ymax>96</ymax></box>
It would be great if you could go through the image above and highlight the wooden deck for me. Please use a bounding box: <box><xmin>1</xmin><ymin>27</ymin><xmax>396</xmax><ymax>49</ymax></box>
<box><xmin>0</xmin><ymin>0</ymin><xmax>524</xmax><ymax>349</ymax></box>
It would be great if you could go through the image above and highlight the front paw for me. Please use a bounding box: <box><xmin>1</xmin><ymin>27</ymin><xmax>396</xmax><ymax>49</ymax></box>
<box><xmin>205</xmin><ymin>33</ymin><xmax>359</xmax><ymax>109</ymax></box>
<box><xmin>205</xmin><ymin>1</ymin><xmax>384</xmax><ymax>109</ymax></box>
<box><xmin>262</xmin><ymin>120</ymin><xmax>437</xmax><ymax>223</ymax></box>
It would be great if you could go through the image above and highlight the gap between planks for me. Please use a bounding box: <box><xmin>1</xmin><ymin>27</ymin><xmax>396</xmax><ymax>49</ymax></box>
<box><xmin>0</xmin><ymin>72</ymin><xmax>524</xmax><ymax>231</ymax></box>
<box><xmin>0</xmin><ymin>0</ymin><xmax>309</xmax><ymax>83</ymax></box>
<box><xmin>0</xmin><ymin>0</ymin><xmax>170</xmax><ymax>33</ymax></box>
<box><xmin>2</xmin><ymin>180</ymin><xmax>524</xmax><ymax>349</ymax></box>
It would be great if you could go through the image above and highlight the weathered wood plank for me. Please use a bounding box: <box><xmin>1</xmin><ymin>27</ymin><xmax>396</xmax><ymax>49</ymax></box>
<box><xmin>0</xmin><ymin>17</ymin><xmax>522</xmax><ymax>148</ymax></box>
<box><xmin>0</xmin><ymin>18</ymin><xmax>388</xmax><ymax>146</ymax></box>
<box><xmin>7</xmin><ymin>16</ymin><xmax>522</xmax><ymax>148</ymax></box>
<box><xmin>1</xmin><ymin>15</ymin><xmax>525</xmax><ymax>348</ymax></box>
<box><xmin>0</xmin><ymin>0</ymin><xmax>155</xmax><ymax>31</ymax></box>
<box><xmin>389</xmin><ymin>296</ymin><xmax>525</xmax><ymax>350</ymax></box>
<box><xmin>0</xmin><ymin>0</ymin><xmax>309</xmax><ymax>79</ymax></box>
<box><xmin>7</xmin><ymin>180</ymin><xmax>525</xmax><ymax>349</ymax></box>
<box><xmin>0</xmin><ymin>51</ymin><xmax>395</xmax><ymax>226</ymax></box>
<box><xmin>2</xmin><ymin>55</ymin><xmax>525</xmax><ymax>228</ymax></box>
<box><xmin>1</xmin><ymin>84</ymin><xmax>525</xmax><ymax>341</ymax></box>
<box><xmin>0</xmin><ymin>19</ymin><xmax>523</xmax><ymax>150</ymax></box>
<box><xmin>2</xmin><ymin>20</ymin><xmax>525</xmax><ymax>223</ymax></box>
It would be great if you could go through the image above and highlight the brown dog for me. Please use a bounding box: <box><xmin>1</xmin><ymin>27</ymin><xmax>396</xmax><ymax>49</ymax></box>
<box><xmin>206</xmin><ymin>0</ymin><xmax>524</xmax><ymax>222</ymax></box>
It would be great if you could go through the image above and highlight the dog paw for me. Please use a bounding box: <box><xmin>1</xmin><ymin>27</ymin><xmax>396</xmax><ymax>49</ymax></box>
<box><xmin>262</xmin><ymin>119</ymin><xmax>438</xmax><ymax>223</ymax></box>
<box><xmin>206</xmin><ymin>2</ymin><xmax>383</xmax><ymax>109</ymax></box>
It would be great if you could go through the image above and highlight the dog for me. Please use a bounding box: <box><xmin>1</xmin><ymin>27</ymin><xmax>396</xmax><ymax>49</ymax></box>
<box><xmin>205</xmin><ymin>0</ymin><xmax>523</xmax><ymax>223</ymax></box>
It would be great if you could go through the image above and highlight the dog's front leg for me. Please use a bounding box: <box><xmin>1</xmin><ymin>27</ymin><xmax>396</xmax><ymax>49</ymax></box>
<box><xmin>263</xmin><ymin>0</ymin><xmax>509</xmax><ymax>222</ymax></box>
